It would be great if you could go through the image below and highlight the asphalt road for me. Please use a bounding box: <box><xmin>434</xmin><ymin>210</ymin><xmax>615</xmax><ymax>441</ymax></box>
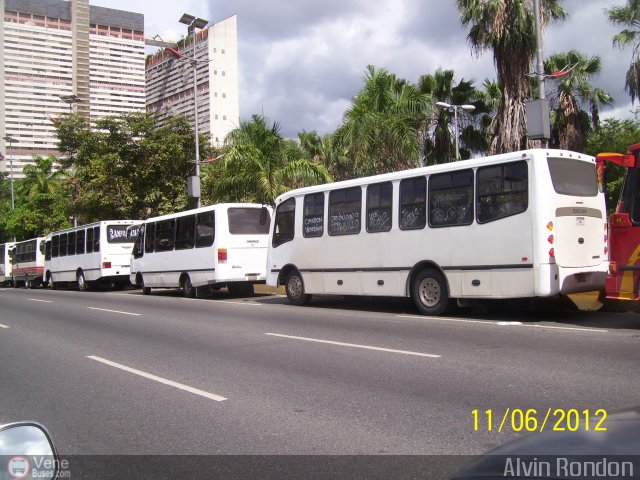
<box><xmin>0</xmin><ymin>286</ymin><xmax>639</xmax><ymax>462</ymax></box>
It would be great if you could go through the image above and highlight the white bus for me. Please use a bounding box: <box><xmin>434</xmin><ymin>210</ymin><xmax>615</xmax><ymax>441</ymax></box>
<box><xmin>11</xmin><ymin>237</ymin><xmax>46</xmax><ymax>288</ymax></box>
<box><xmin>43</xmin><ymin>220</ymin><xmax>141</xmax><ymax>290</ymax></box>
<box><xmin>0</xmin><ymin>242</ymin><xmax>15</xmax><ymax>286</ymax></box>
<box><xmin>267</xmin><ymin>149</ymin><xmax>608</xmax><ymax>315</ymax></box>
<box><xmin>130</xmin><ymin>203</ymin><xmax>271</xmax><ymax>297</ymax></box>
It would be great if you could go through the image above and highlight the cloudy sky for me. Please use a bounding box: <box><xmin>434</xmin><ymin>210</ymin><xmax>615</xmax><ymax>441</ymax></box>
<box><xmin>92</xmin><ymin>0</ymin><xmax>634</xmax><ymax>138</ymax></box>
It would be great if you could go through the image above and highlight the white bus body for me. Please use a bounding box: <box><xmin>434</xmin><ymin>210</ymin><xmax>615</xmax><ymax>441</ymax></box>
<box><xmin>267</xmin><ymin>149</ymin><xmax>608</xmax><ymax>314</ymax></box>
<box><xmin>43</xmin><ymin>221</ymin><xmax>140</xmax><ymax>290</ymax></box>
<box><xmin>0</xmin><ymin>242</ymin><xmax>15</xmax><ymax>285</ymax></box>
<box><xmin>12</xmin><ymin>237</ymin><xmax>46</xmax><ymax>288</ymax></box>
<box><xmin>130</xmin><ymin>203</ymin><xmax>271</xmax><ymax>297</ymax></box>
<box><xmin>0</xmin><ymin>242</ymin><xmax>16</xmax><ymax>286</ymax></box>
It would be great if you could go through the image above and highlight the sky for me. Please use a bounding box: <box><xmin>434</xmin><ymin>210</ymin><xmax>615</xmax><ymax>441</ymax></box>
<box><xmin>91</xmin><ymin>0</ymin><xmax>635</xmax><ymax>139</ymax></box>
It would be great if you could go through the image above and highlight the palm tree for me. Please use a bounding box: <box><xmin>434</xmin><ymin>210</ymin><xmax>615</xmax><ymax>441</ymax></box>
<box><xmin>209</xmin><ymin>115</ymin><xmax>332</xmax><ymax>205</ymax></box>
<box><xmin>608</xmin><ymin>0</ymin><xmax>640</xmax><ymax>102</ymax></box>
<box><xmin>544</xmin><ymin>50</ymin><xmax>613</xmax><ymax>151</ymax></box>
<box><xmin>20</xmin><ymin>156</ymin><xmax>64</xmax><ymax>198</ymax></box>
<box><xmin>418</xmin><ymin>68</ymin><xmax>490</xmax><ymax>164</ymax></box>
<box><xmin>457</xmin><ymin>0</ymin><xmax>567</xmax><ymax>154</ymax></box>
<box><xmin>334</xmin><ymin>65</ymin><xmax>432</xmax><ymax>175</ymax></box>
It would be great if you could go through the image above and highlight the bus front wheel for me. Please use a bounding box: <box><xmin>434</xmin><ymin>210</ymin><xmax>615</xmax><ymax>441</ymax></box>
<box><xmin>182</xmin><ymin>275</ymin><xmax>195</xmax><ymax>298</ymax></box>
<box><xmin>412</xmin><ymin>269</ymin><xmax>450</xmax><ymax>316</ymax></box>
<box><xmin>77</xmin><ymin>271</ymin><xmax>89</xmax><ymax>291</ymax></box>
<box><xmin>285</xmin><ymin>271</ymin><xmax>311</xmax><ymax>306</ymax></box>
<box><xmin>139</xmin><ymin>275</ymin><xmax>151</xmax><ymax>295</ymax></box>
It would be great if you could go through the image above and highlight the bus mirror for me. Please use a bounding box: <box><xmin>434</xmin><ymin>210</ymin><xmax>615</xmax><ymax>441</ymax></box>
<box><xmin>260</xmin><ymin>207</ymin><xmax>268</xmax><ymax>226</ymax></box>
<box><xmin>610</xmin><ymin>212</ymin><xmax>632</xmax><ymax>229</ymax></box>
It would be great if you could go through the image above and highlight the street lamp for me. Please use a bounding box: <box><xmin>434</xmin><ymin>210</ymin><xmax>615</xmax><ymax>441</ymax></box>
<box><xmin>2</xmin><ymin>135</ymin><xmax>16</xmax><ymax>211</ymax></box>
<box><xmin>59</xmin><ymin>94</ymin><xmax>82</xmax><ymax>113</ymax></box>
<box><xmin>435</xmin><ymin>102</ymin><xmax>476</xmax><ymax>161</ymax></box>
<box><xmin>179</xmin><ymin>13</ymin><xmax>209</xmax><ymax>209</ymax></box>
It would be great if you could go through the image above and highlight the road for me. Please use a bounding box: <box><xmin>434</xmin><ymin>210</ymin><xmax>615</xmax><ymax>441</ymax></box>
<box><xmin>1</xmin><ymin>286</ymin><xmax>639</xmax><ymax>476</ymax></box>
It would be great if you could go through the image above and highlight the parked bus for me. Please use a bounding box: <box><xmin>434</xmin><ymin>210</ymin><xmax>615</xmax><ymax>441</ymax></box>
<box><xmin>130</xmin><ymin>203</ymin><xmax>271</xmax><ymax>297</ymax></box>
<box><xmin>0</xmin><ymin>242</ymin><xmax>15</xmax><ymax>286</ymax></box>
<box><xmin>11</xmin><ymin>237</ymin><xmax>46</xmax><ymax>288</ymax></box>
<box><xmin>596</xmin><ymin>144</ymin><xmax>640</xmax><ymax>300</ymax></box>
<box><xmin>267</xmin><ymin>149</ymin><xmax>608</xmax><ymax>315</ymax></box>
<box><xmin>43</xmin><ymin>221</ymin><xmax>141</xmax><ymax>290</ymax></box>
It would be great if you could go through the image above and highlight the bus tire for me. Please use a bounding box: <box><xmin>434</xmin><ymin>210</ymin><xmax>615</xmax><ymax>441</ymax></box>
<box><xmin>48</xmin><ymin>274</ymin><xmax>57</xmax><ymax>290</ymax></box>
<box><xmin>25</xmin><ymin>276</ymin><xmax>32</xmax><ymax>289</ymax></box>
<box><xmin>182</xmin><ymin>274</ymin><xmax>195</xmax><ymax>298</ymax></box>
<box><xmin>285</xmin><ymin>271</ymin><xmax>311</xmax><ymax>306</ymax></box>
<box><xmin>77</xmin><ymin>271</ymin><xmax>89</xmax><ymax>291</ymax></box>
<box><xmin>140</xmin><ymin>275</ymin><xmax>151</xmax><ymax>295</ymax></box>
<box><xmin>411</xmin><ymin>269</ymin><xmax>450</xmax><ymax>316</ymax></box>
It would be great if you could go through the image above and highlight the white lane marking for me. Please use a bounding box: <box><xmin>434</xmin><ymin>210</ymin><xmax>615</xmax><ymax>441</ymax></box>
<box><xmin>179</xmin><ymin>297</ymin><xmax>262</xmax><ymax>306</ymax></box>
<box><xmin>87</xmin><ymin>355</ymin><xmax>227</xmax><ymax>402</ymax></box>
<box><xmin>87</xmin><ymin>307</ymin><xmax>141</xmax><ymax>316</ymax></box>
<box><xmin>28</xmin><ymin>298</ymin><xmax>53</xmax><ymax>303</ymax></box>
<box><xmin>397</xmin><ymin>314</ymin><xmax>607</xmax><ymax>333</ymax></box>
<box><xmin>265</xmin><ymin>333</ymin><xmax>440</xmax><ymax>358</ymax></box>
<box><xmin>0</xmin><ymin>324</ymin><xmax>9</xmax><ymax>329</ymax></box>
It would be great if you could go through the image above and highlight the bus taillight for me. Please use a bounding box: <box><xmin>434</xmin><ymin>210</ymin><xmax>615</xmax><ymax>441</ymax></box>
<box><xmin>549</xmin><ymin>248</ymin><xmax>555</xmax><ymax>258</ymax></box>
<box><xmin>218</xmin><ymin>248</ymin><xmax>227</xmax><ymax>263</ymax></box>
<box><xmin>102</xmin><ymin>261</ymin><xmax>112</xmax><ymax>269</ymax></box>
<box><xmin>547</xmin><ymin>235</ymin><xmax>554</xmax><ymax>244</ymax></box>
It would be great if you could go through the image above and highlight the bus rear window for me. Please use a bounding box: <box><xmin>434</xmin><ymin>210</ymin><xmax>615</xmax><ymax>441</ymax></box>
<box><xmin>228</xmin><ymin>208</ymin><xmax>271</xmax><ymax>235</ymax></box>
<box><xmin>547</xmin><ymin>157</ymin><xmax>597</xmax><ymax>196</ymax></box>
<box><xmin>107</xmin><ymin>225</ymin><xmax>132</xmax><ymax>243</ymax></box>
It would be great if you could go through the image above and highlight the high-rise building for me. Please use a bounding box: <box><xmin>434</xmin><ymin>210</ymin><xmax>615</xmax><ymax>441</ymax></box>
<box><xmin>145</xmin><ymin>15</ymin><xmax>239</xmax><ymax>148</ymax></box>
<box><xmin>0</xmin><ymin>0</ymin><xmax>145</xmax><ymax>178</ymax></box>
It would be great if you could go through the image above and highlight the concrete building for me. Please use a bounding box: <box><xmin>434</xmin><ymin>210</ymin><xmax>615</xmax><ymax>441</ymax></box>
<box><xmin>0</xmin><ymin>0</ymin><xmax>145</xmax><ymax>178</ymax></box>
<box><xmin>145</xmin><ymin>15</ymin><xmax>239</xmax><ymax>148</ymax></box>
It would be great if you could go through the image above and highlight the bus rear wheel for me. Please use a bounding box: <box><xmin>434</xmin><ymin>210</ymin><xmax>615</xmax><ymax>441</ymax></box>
<box><xmin>411</xmin><ymin>269</ymin><xmax>450</xmax><ymax>316</ymax></box>
<box><xmin>182</xmin><ymin>275</ymin><xmax>195</xmax><ymax>298</ymax></box>
<box><xmin>77</xmin><ymin>271</ymin><xmax>89</xmax><ymax>291</ymax></box>
<box><xmin>285</xmin><ymin>271</ymin><xmax>311</xmax><ymax>306</ymax></box>
<box><xmin>139</xmin><ymin>275</ymin><xmax>151</xmax><ymax>295</ymax></box>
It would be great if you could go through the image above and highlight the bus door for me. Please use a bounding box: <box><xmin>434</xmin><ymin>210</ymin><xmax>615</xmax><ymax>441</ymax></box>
<box><xmin>597</xmin><ymin>146</ymin><xmax>640</xmax><ymax>299</ymax></box>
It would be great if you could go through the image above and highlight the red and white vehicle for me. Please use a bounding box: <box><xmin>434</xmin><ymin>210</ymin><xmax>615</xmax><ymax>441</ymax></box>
<box><xmin>11</xmin><ymin>237</ymin><xmax>45</xmax><ymax>288</ymax></box>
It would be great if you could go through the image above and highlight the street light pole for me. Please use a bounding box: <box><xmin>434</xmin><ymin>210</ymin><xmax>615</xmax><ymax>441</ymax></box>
<box><xmin>435</xmin><ymin>102</ymin><xmax>476</xmax><ymax>161</ymax></box>
<box><xmin>179</xmin><ymin>13</ymin><xmax>209</xmax><ymax>209</ymax></box>
<box><xmin>2</xmin><ymin>135</ymin><xmax>16</xmax><ymax>211</ymax></box>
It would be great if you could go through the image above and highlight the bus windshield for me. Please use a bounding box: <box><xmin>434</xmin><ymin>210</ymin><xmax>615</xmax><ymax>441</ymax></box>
<box><xmin>547</xmin><ymin>157</ymin><xmax>598</xmax><ymax>197</ymax></box>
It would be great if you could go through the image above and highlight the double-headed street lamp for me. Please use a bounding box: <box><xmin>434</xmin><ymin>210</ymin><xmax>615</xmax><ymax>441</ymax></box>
<box><xmin>435</xmin><ymin>102</ymin><xmax>476</xmax><ymax>161</ymax></box>
<box><xmin>179</xmin><ymin>13</ymin><xmax>209</xmax><ymax>209</ymax></box>
<box><xmin>59</xmin><ymin>94</ymin><xmax>82</xmax><ymax>113</ymax></box>
<box><xmin>2</xmin><ymin>135</ymin><xmax>16</xmax><ymax>211</ymax></box>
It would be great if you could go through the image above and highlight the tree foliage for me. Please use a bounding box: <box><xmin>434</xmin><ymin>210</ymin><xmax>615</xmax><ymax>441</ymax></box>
<box><xmin>458</xmin><ymin>0</ymin><xmax>567</xmax><ymax>153</ymax></box>
<box><xmin>608</xmin><ymin>0</ymin><xmax>640</xmax><ymax>102</ymax></box>
<box><xmin>55</xmin><ymin>112</ymin><xmax>212</xmax><ymax>222</ymax></box>
<box><xmin>203</xmin><ymin>115</ymin><xmax>332</xmax><ymax>205</ymax></box>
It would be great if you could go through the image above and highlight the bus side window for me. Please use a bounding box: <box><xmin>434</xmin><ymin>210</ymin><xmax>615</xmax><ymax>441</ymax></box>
<box><xmin>329</xmin><ymin>187</ymin><xmax>362</xmax><ymax>236</ymax></box>
<box><xmin>77</xmin><ymin>229</ymin><xmax>85</xmax><ymax>255</ymax></box>
<box><xmin>303</xmin><ymin>193</ymin><xmax>324</xmax><ymax>238</ymax></box>
<box><xmin>144</xmin><ymin>223</ymin><xmax>156</xmax><ymax>253</ymax></box>
<box><xmin>60</xmin><ymin>233</ymin><xmax>68</xmax><ymax>257</ymax></box>
<box><xmin>68</xmin><ymin>231</ymin><xmax>76</xmax><ymax>256</ymax></box>
<box><xmin>45</xmin><ymin>241</ymin><xmax>51</xmax><ymax>261</ymax></box>
<box><xmin>273</xmin><ymin>198</ymin><xmax>296</xmax><ymax>247</ymax></box>
<box><xmin>155</xmin><ymin>219</ymin><xmax>175</xmax><ymax>252</ymax></box>
<box><xmin>93</xmin><ymin>226</ymin><xmax>100</xmax><ymax>252</ymax></box>
<box><xmin>477</xmin><ymin>161</ymin><xmax>528</xmax><ymax>224</ymax></box>
<box><xmin>429</xmin><ymin>169</ymin><xmax>474</xmax><ymax>227</ymax></box>
<box><xmin>176</xmin><ymin>215</ymin><xmax>196</xmax><ymax>250</ymax></box>
<box><xmin>52</xmin><ymin>235</ymin><xmax>59</xmax><ymax>258</ymax></box>
<box><xmin>133</xmin><ymin>225</ymin><xmax>145</xmax><ymax>259</ymax></box>
<box><xmin>196</xmin><ymin>212</ymin><xmax>215</xmax><ymax>248</ymax></box>
<box><xmin>366</xmin><ymin>182</ymin><xmax>392</xmax><ymax>233</ymax></box>
<box><xmin>399</xmin><ymin>177</ymin><xmax>426</xmax><ymax>230</ymax></box>
<box><xmin>86</xmin><ymin>228</ymin><xmax>94</xmax><ymax>253</ymax></box>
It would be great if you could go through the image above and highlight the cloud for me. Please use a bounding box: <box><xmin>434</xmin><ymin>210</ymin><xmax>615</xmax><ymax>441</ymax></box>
<box><xmin>93</xmin><ymin>0</ymin><xmax>636</xmax><ymax>138</ymax></box>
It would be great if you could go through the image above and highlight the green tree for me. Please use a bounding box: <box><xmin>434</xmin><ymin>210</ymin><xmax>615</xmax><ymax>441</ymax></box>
<box><xmin>457</xmin><ymin>0</ymin><xmax>567</xmax><ymax>153</ymax></box>
<box><xmin>4</xmin><ymin>156</ymin><xmax>70</xmax><ymax>240</ymax></box>
<box><xmin>55</xmin><ymin>112</ymin><xmax>211</xmax><ymax>221</ymax></box>
<box><xmin>608</xmin><ymin>0</ymin><xmax>640</xmax><ymax>102</ymax></box>
<box><xmin>586</xmin><ymin>117</ymin><xmax>640</xmax><ymax>211</ymax></box>
<box><xmin>334</xmin><ymin>65</ymin><xmax>432</xmax><ymax>175</ymax></box>
<box><xmin>545</xmin><ymin>50</ymin><xmax>613</xmax><ymax>152</ymax></box>
<box><xmin>418</xmin><ymin>68</ymin><xmax>490</xmax><ymax>164</ymax></box>
<box><xmin>205</xmin><ymin>115</ymin><xmax>332</xmax><ymax>205</ymax></box>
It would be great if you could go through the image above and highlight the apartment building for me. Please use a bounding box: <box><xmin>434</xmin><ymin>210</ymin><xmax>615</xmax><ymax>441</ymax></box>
<box><xmin>0</xmin><ymin>0</ymin><xmax>145</xmax><ymax>178</ymax></box>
